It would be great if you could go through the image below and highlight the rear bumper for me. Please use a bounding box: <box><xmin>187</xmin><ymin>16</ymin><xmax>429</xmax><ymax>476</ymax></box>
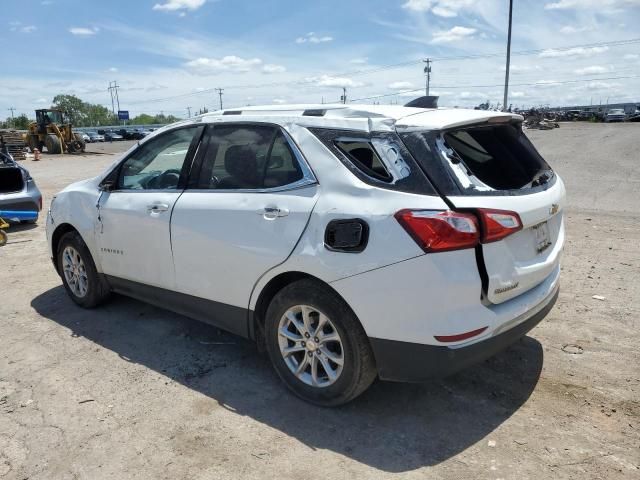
<box><xmin>370</xmin><ymin>285</ymin><xmax>558</xmax><ymax>382</ymax></box>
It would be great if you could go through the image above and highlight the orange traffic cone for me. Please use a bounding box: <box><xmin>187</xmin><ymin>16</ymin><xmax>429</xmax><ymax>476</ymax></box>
<box><xmin>33</xmin><ymin>148</ymin><xmax>40</xmax><ymax>161</ymax></box>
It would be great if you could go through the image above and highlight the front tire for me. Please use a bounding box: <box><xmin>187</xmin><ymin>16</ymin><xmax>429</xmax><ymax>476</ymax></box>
<box><xmin>265</xmin><ymin>279</ymin><xmax>377</xmax><ymax>406</ymax></box>
<box><xmin>57</xmin><ymin>231</ymin><xmax>110</xmax><ymax>308</ymax></box>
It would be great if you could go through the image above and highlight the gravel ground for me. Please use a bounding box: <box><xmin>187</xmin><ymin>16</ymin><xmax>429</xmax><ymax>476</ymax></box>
<box><xmin>0</xmin><ymin>123</ymin><xmax>638</xmax><ymax>479</ymax></box>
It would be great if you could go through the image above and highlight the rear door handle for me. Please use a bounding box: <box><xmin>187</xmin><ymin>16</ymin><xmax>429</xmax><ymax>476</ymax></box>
<box><xmin>260</xmin><ymin>206</ymin><xmax>289</xmax><ymax>219</ymax></box>
<box><xmin>147</xmin><ymin>203</ymin><xmax>169</xmax><ymax>213</ymax></box>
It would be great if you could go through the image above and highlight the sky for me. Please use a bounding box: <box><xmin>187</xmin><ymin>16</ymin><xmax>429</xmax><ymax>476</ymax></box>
<box><xmin>1</xmin><ymin>0</ymin><xmax>639</xmax><ymax>118</ymax></box>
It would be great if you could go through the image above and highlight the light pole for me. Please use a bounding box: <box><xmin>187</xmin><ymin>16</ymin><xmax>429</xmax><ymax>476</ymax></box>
<box><xmin>502</xmin><ymin>0</ymin><xmax>513</xmax><ymax>112</ymax></box>
<box><xmin>423</xmin><ymin>58</ymin><xmax>432</xmax><ymax>96</ymax></box>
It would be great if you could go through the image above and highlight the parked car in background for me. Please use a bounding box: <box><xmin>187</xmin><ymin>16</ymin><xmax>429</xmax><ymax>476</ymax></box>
<box><xmin>604</xmin><ymin>109</ymin><xmax>627</xmax><ymax>123</ymax></box>
<box><xmin>46</xmin><ymin>103</ymin><xmax>565</xmax><ymax>405</ymax></box>
<box><xmin>104</xmin><ymin>131</ymin><xmax>124</xmax><ymax>142</ymax></box>
<box><xmin>116</xmin><ymin>128</ymin><xmax>135</xmax><ymax>140</ymax></box>
<box><xmin>130</xmin><ymin>128</ymin><xmax>151</xmax><ymax>140</ymax></box>
<box><xmin>0</xmin><ymin>140</ymin><xmax>42</xmax><ymax>223</ymax></box>
<box><xmin>80</xmin><ymin>133</ymin><xmax>91</xmax><ymax>143</ymax></box>
<box><xmin>87</xmin><ymin>132</ymin><xmax>104</xmax><ymax>142</ymax></box>
<box><xmin>628</xmin><ymin>106</ymin><xmax>640</xmax><ymax>122</ymax></box>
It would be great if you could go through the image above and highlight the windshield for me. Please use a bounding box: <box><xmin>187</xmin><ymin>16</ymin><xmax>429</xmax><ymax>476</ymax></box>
<box><xmin>609</xmin><ymin>109</ymin><xmax>624</xmax><ymax>114</ymax></box>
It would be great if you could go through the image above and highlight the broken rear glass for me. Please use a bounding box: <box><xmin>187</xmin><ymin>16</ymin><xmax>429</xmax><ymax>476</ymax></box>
<box><xmin>399</xmin><ymin>123</ymin><xmax>554</xmax><ymax>196</ymax></box>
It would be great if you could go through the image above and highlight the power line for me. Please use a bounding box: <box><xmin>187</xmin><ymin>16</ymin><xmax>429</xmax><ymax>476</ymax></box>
<box><xmin>124</xmin><ymin>37</ymin><xmax>640</xmax><ymax>107</ymax></box>
<box><xmin>348</xmin><ymin>74</ymin><xmax>640</xmax><ymax>102</ymax></box>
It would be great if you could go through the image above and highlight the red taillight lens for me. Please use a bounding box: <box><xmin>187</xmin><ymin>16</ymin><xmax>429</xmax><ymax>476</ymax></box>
<box><xmin>395</xmin><ymin>209</ymin><xmax>480</xmax><ymax>253</ymax></box>
<box><xmin>476</xmin><ymin>208</ymin><xmax>522</xmax><ymax>243</ymax></box>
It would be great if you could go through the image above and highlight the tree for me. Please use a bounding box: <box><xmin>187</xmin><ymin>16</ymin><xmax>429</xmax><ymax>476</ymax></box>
<box><xmin>2</xmin><ymin>114</ymin><xmax>32</xmax><ymax>129</ymax></box>
<box><xmin>51</xmin><ymin>94</ymin><xmax>116</xmax><ymax>127</ymax></box>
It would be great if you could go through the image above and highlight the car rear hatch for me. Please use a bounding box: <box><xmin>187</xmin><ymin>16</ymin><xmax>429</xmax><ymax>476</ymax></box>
<box><xmin>398</xmin><ymin>112</ymin><xmax>565</xmax><ymax>304</ymax></box>
<box><xmin>0</xmin><ymin>166</ymin><xmax>24</xmax><ymax>194</ymax></box>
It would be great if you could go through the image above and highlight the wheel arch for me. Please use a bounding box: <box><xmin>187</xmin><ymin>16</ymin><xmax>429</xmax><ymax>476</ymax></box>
<box><xmin>51</xmin><ymin>223</ymin><xmax>80</xmax><ymax>273</ymax></box>
<box><xmin>251</xmin><ymin>271</ymin><xmax>369</xmax><ymax>350</ymax></box>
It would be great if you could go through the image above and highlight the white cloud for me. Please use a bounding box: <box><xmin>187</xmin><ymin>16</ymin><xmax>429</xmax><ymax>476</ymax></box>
<box><xmin>402</xmin><ymin>0</ymin><xmax>475</xmax><ymax>17</ymax></box>
<box><xmin>272</xmin><ymin>98</ymin><xmax>287</xmax><ymax>104</ymax></box>
<box><xmin>574</xmin><ymin>65</ymin><xmax>609</xmax><ymax>75</ymax></box>
<box><xmin>306</xmin><ymin>75</ymin><xmax>364</xmax><ymax>88</ymax></box>
<box><xmin>108</xmin><ymin>67</ymin><xmax>119</xmax><ymax>72</ymax></box>
<box><xmin>539</xmin><ymin>46</ymin><xmax>608</xmax><ymax>58</ymax></box>
<box><xmin>624</xmin><ymin>53</ymin><xmax>639</xmax><ymax>60</ymax></box>
<box><xmin>69</xmin><ymin>27</ymin><xmax>98</xmax><ymax>36</ymax></box>
<box><xmin>545</xmin><ymin>0</ymin><xmax>640</xmax><ymax>10</ymax></box>
<box><xmin>511</xmin><ymin>91</ymin><xmax>527</xmax><ymax>98</ymax></box>
<box><xmin>262</xmin><ymin>64</ymin><xmax>286</xmax><ymax>74</ymax></box>
<box><xmin>585</xmin><ymin>81</ymin><xmax>622</xmax><ymax>90</ymax></box>
<box><xmin>388</xmin><ymin>81</ymin><xmax>414</xmax><ymax>90</ymax></box>
<box><xmin>185</xmin><ymin>55</ymin><xmax>262</xmax><ymax>74</ymax></box>
<box><xmin>350</xmin><ymin>57</ymin><xmax>368</xmax><ymax>64</ymax></box>
<box><xmin>559</xmin><ymin>25</ymin><xmax>591</xmax><ymax>34</ymax></box>
<box><xmin>295</xmin><ymin>32</ymin><xmax>333</xmax><ymax>44</ymax></box>
<box><xmin>153</xmin><ymin>0</ymin><xmax>206</xmax><ymax>11</ymax></box>
<box><xmin>431</xmin><ymin>25</ymin><xmax>476</xmax><ymax>44</ymax></box>
<box><xmin>9</xmin><ymin>21</ymin><xmax>37</xmax><ymax>33</ymax></box>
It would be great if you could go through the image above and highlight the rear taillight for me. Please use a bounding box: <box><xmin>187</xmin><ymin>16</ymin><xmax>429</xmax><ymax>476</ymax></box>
<box><xmin>476</xmin><ymin>209</ymin><xmax>522</xmax><ymax>243</ymax></box>
<box><xmin>395</xmin><ymin>209</ymin><xmax>480</xmax><ymax>253</ymax></box>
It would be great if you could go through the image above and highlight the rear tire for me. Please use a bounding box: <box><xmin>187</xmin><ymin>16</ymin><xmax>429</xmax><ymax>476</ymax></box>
<box><xmin>57</xmin><ymin>231</ymin><xmax>111</xmax><ymax>308</ymax></box>
<box><xmin>264</xmin><ymin>279</ymin><xmax>377</xmax><ymax>406</ymax></box>
<box><xmin>45</xmin><ymin>134</ymin><xmax>62</xmax><ymax>154</ymax></box>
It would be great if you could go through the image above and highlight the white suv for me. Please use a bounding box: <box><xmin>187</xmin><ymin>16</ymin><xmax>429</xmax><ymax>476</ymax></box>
<box><xmin>46</xmin><ymin>103</ymin><xmax>565</xmax><ymax>406</ymax></box>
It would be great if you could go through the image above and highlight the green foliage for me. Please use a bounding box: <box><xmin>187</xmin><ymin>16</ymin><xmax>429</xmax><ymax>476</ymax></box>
<box><xmin>2</xmin><ymin>114</ymin><xmax>32</xmax><ymax>129</ymax></box>
<box><xmin>130</xmin><ymin>113</ymin><xmax>181</xmax><ymax>125</ymax></box>
<box><xmin>51</xmin><ymin>94</ymin><xmax>117</xmax><ymax>127</ymax></box>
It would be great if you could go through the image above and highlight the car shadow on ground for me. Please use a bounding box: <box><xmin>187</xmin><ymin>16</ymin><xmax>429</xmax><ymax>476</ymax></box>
<box><xmin>32</xmin><ymin>286</ymin><xmax>544</xmax><ymax>473</ymax></box>
<box><xmin>6</xmin><ymin>221</ymin><xmax>39</xmax><ymax>232</ymax></box>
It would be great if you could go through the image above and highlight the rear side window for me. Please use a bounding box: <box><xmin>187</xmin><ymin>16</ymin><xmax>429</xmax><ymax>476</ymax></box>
<box><xmin>334</xmin><ymin>140</ymin><xmax>392</xmax><ymax>182</ymax></box>
<box><xmin>309</xmin><ymin>128</ymin><xmax>436</xmax><ymax>196</ymax></box>
<box><xmin>197</xmin><ymin>125</ymin><xmax>304</xmax><ymax>190</ymax></box>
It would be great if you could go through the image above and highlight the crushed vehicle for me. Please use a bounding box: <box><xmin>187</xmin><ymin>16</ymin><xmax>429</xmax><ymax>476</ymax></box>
<box><xmin>46</xmin><ymin>101</ymin><xmax>565</xmax><ymax>406</ymax></box>
<box><xmin>0</xmin><ymin>137</ymin><xmax>42</xmax><ymax>223</ymax></box>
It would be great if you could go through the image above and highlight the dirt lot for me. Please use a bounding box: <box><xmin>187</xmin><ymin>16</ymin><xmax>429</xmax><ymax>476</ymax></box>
<box><xmin>1</xmin><ymin>124</ymin><xmax>638</xmax><ymax>479</ymax></box>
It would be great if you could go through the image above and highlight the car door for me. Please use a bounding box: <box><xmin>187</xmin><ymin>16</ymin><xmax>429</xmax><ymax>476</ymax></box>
<box><xmin>170</xmin><ymin>123</ymin><xmax>318</xmax><ymax>336</ymax></box>
<box><xmin>96</xmin><ymin>125</ymin><xmax>204</xmax><ymax>289</ymax></box>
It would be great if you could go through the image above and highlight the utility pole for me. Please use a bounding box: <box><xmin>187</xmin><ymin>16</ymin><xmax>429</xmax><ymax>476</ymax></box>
<box><xmin>8</xmin><ymin>107</ymin><xmax>15</xmax><ymax>128</ymax></box>
<box><xmin>423</xmin><ymin>58</ymin><xmax>432</xmax><ymax>96</ymax></box>
<box><xmin>186</xmin><ymin>106</ymin><xmax>192</xmax><ymax>118</ymax></box>
<box><xmin>215</xmin><ymin>88</ymin><xmax>224</xmax><ymax>110</ymax></box>
<box><xmin>341</xmin><ymin>87</ymin><xmax>347</xmax><ymax>104</ymax></box>
<box><xmin>502</xmin><ymin>0</ymin><xmax>514</xmax><ymax>112</ymax></box>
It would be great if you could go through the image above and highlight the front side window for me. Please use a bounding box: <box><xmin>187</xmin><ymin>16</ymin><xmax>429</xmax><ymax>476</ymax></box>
<box><xmin>118</xmin><ymin>127</ymin><xmax>198</xmax><ymax>190</ymax></box>
<box><xmin>198</xmin><ymin>125</ymin><xmax>304</xmax><ymax>190</ymax></box>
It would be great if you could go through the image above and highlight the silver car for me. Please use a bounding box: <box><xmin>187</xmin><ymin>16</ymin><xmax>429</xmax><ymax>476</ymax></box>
<box><xmin>604</xmin><ymin>109</ymin><xmax>626</xmax><ymax>123</ymax></box>
<box><xmin>0</xmin><ymin>144</ymin><xmax>42</xmax><ymax>223</ymax></box>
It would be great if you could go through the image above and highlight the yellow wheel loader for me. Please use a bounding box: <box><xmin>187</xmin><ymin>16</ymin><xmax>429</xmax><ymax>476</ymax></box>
<box><xmin>24</xmin><ymin>109</ymin><xmax>85</xmax><ymax>154</ymax></box>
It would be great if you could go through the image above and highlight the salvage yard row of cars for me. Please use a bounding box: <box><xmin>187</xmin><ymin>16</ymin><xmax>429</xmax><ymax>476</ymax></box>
<box><xmin>81</xmin><ymin>127</ymin><xmax>155</xmax><ymax>142</ymax></box>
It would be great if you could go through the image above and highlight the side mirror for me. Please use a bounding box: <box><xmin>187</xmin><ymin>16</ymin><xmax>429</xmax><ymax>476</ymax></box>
<box><xmin>99</xmin><ymin>181</ymin><xmax>116</xmax><ymax>192</ymax></box>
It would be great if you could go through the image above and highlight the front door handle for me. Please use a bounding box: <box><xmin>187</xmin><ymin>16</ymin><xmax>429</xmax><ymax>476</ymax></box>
<box><xmin>147</xmin><ymin>203</ymin><xmax>169</xmax><ymax>213</ymax></box>
<box><xmin>260</xmin><ymin>206</ymin><xmax>289</xmax><ymax>219</ymax></box>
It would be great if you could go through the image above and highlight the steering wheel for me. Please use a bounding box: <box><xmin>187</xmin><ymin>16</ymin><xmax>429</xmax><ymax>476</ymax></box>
<box><xmin>155</xmin><ymin>169</ymin><xmax>181</xmax><ymax>189</ymax></box>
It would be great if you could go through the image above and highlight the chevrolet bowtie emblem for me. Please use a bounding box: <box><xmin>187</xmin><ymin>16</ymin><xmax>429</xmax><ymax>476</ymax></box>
<box><xmin>549</xmin><ymin>204</ymin><xmax>559</xmax><ymax>215</ymax></box>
